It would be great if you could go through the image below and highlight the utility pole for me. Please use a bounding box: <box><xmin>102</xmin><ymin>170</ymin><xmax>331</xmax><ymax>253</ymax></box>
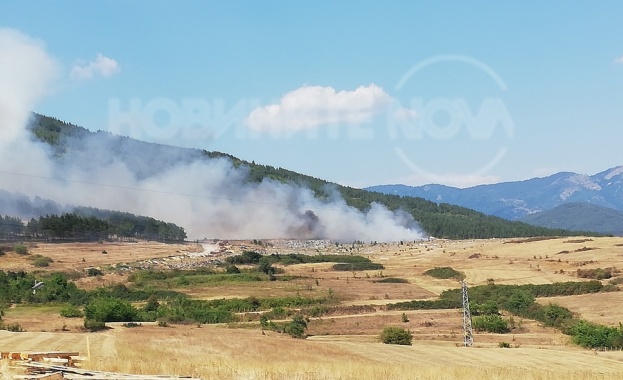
<box><xmin>462</xmin><ymin>280</ymin><xmax>473</xmax><ymax>347</ymax></box>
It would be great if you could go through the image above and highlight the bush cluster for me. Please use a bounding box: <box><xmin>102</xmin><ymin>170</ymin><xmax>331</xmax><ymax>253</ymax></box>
<box><xmin>13</xmin><ymin>244</ymin><xmax>28</xmax><ymax>255</ymax></box>
<box><xmin>389</xmin><ymin>279</ymin><xmax>623</xmax><ymax>348</ymax></box>
<box><xmin>29</xmin><ymin>255</ymin><xmax>53</xmax><ymax>267</ymax></box>
<box><xmin>472</xmin><ymin>315</ymin><xmax>510</xmax><ymax>333</ymax></box>
<box><xmin>332</xmin><ymin>262</ymin><xmax>384</xmax><ymax>271</ymax></box>
<box><xmin>424</xmin><ymin>267</ymin><xmax>465</xmax><ymax>280</ymax></box>
<box><xmin>577</xmin><ymin>268</ymin><xmax>616</xmax><ymax>280</ymax></box>
<box><xmin>380</xmin><ymin>326</ymin><xmax>412</xmax><ymax>345</ymax></box>
<box><xmin>60</xmin><ymin>305</ymin><xmax>84</xmax><ymax>318</ymax></box>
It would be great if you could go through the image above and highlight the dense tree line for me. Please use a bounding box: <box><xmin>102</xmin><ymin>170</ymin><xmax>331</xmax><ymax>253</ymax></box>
<box><xmin>73</xmin><ymin>207</ymin><xmax>186</xmax><ymax>241</ymax></box>
<box><xmin>0</xmin><ymin>211</ymin><xmax>186</xmax><ymax>242</ymax></box>
<box><xmin>0</xmin><ymin>216</ymin><xmax>25</xmax><ymax>237</ymax></box>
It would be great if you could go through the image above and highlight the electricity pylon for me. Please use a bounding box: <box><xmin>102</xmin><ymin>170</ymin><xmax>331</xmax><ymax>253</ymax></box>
<box><xmin>462</xmin><ymin>280</ymin><xmax>473</xmax><ymax>347</ymax></box>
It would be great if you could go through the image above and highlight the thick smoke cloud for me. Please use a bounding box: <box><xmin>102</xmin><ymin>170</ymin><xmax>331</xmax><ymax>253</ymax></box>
<box><xmin>0</xmin><ymin>28</ymin><xmax>426</xmax><ymax>242</ymax></box>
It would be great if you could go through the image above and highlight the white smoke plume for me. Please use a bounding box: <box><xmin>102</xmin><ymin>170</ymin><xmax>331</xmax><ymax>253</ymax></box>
<box><xmin>0</xmin><ymin>28</ymin><xmax>426</xmax><ymax>242</ymax></box>
<box><xmin>0</xmin><ymin>28</ymin><xmax>57</xmax><ymax>193</ymax></box>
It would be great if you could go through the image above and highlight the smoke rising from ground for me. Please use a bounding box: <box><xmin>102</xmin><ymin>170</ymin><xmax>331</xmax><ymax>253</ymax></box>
<box><xmin>0</xmin><ymin>28</ymin><xmax>426</xmax><ymax>242</ymax></box>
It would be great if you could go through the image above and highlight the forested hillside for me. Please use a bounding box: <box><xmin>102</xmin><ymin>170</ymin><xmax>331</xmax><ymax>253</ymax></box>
<box><xmin>521</xmin><ymin>203</ymin><xmax>623</xmax><ymax>236</ymax></box>
<box><xmin>29</xmin><ymin>114</ymin><xmax>599</xmax><ymax>239</ymax></box>
<box><xmin>0</xmin><ymin>209</ymin><xmax>186</xmax><ymax>242</ymax></box>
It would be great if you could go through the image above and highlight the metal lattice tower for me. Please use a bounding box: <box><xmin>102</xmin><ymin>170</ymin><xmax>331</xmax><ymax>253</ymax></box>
<box><xmin>462</xmin><ymin>280</ymin><xmax>474</xmax><ymax>347</ymax></box>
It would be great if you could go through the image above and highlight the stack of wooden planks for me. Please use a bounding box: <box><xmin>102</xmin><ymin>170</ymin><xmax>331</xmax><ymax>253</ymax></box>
<box><xmin>15</xmin><ymin>362</ymin><xmax>201</xmax><ymax>380</ymax></box>
<box><xmin>2</xmin><ymin>353</ymin><xmax>200</xmax><ymax>380</ymax></box>
<box><xmin>1</xmin><ymin>352</ymin><xmax>83</xmax><ymax>367</ymax></box>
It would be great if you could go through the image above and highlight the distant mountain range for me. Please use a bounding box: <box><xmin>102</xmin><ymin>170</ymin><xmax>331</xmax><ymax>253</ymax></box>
<box><xmin>366</xmin><ymin>167</ymin><xmax>623</xmax><ymax>235</ymax></box>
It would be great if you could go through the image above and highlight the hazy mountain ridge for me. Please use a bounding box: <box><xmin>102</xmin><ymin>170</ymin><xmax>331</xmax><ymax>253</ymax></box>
<box><xmin>520</xmin><ymin>203</ymin><xmax>623</xmax><ymax>236</ymax></box>
<box><xmin>367</xmin><ymin>167</ymin><xmax>623</xmax><ymax>221</ymax></box>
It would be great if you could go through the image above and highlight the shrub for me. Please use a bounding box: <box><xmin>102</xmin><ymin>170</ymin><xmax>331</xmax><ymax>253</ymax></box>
<box><xmin>424</xmin><ymin>267</ymin><xmax>465</xmax><ymax>280</ymax></box>
<box><xmin>472</xmin><ymin>315</ymin><xmax>510</xmax><ymax>333</ymax></box>
<box><xmin>577</xmin><ymin>268</ymin><xmax>615</xmax><ymax>280</ymax></box>
<box><xmin>401</xmin><ymin>313</ymin><xmax>409</xmax><ymax>323</ymax></box>
<box><xmin>285</xmin><ymin>315</ymin><xmax>308</xmax><ymax>339</ymax></box>
<box><xmin>258</xmin><ymin>257</ymin><xmax>276</xmax><ymax>276</ymax></box>
<box><xmin>87</xmin><ymin>268</ymin><xmax>103</xmax><ymax>277</ymax></box>
<box><xmin>144</xmin><ymin>295</ymin><xmax>160</xmax><ymax>312</ymax></box>
<box><xmin>566</xmin><ymin>320</ymin><xmax>623</xmax><ymax>348</ymax></box>
<box><xmin>157</xmin><ymin>320</ymin><xmax>168</xmax><ymax>327</ymax></box>
<box><xmin>60</xmin><ymin>305</ymin><xmax>84</xmax><ymax>318</ymax></box>
<box><xmin>84</xmin><ymin>297</ymin><xmax>139</xmax><ymax>322</ymax></box>
<box><xmin>470</xmin><ymin>301</ymin><xmax>500</xmax><ymax>316</ymax></box>
<box><xmin>122</xmin><ymin>322</ymin><xmax>141</xmax><ymax>328</ymax></box>
<box><xmin>498</xmin><ymin>341</ymin><xmax>511</xmax><ymax>348</ymax></box>
<box><xmin>84</xmin><ymin>319</ymin><xmax>106</xmax><ymax>332</ymax></box>
<box><xmin>29</xmin><ymin>255</ymin><xmax>53</xmax><ymax>267</ymax></box>
<box><xmin>5</xmin><ymin>322</ymin><xmax>23</xmax><ymax>332</ymax></box>
<box><xmin>610</xmin><ymin>277</ymin><xmax>623</xmax><ymax>285</ymax></box>
<box><xmin>380</xmin><ymin>326</ymin><xmax>413</xmax><ymax>345</ymax></box>
<box><xmin>13</xmin><ymin>244</ymin><xmax>28</xmax><ymax>255</ymax></box>
<box><xmin>225</xmin><ymin>265</ymin><xmax>241</xmax><ymax>274</ymax></box>
<box><xmin>260</xmin><ymin>315</ymin><xmax>276</xmax><ymax>330</ymax></box>
<box><xmin>536</xmin><ymin>303</ymin><xmax>574</xmax><ymax>328</ymax></box>
<box><xmin>226</xmin><ymin>251</ymin><xmax>262</xmax><ymax>265</ymax></box>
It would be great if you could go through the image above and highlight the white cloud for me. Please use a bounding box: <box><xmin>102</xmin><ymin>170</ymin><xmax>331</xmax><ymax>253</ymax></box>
<box><xmin>614</xmin><ymin>56</ymin><xmax>623</xmax><ymax>64</ymax></box>
<box><xmin>70</xmin><ymin>53</ymin><xmax>120</xmax><ymax>80</ymax></box>
<box><xmin>246</xmin><ymin>84</ymin><xmax>391</xmax><ymax>132</ymax></box>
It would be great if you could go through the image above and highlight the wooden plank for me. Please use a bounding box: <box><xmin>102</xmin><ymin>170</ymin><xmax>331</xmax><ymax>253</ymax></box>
<box><xmin>16</xmin><ymin>362</ymin><xmax>201</xmax><ymax>380</ymax></box>
<box><xmin>42</xmin><ymin>358</ymin><xmax>69</xmax><ymax>364</ymax></box>
<box><xmin>14</xmin><ymin>371</ymin><xmax>64</xmax><ymax>380</ymax></box>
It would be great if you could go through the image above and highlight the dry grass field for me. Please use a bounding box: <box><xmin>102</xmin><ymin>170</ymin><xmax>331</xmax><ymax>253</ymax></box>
<box><xmin>2</xmin><ymin>236</ymin><xmax>623</xmax><ymax>379</ymax></box>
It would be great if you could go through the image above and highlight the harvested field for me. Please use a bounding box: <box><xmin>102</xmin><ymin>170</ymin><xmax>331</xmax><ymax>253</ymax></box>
<box><xmin>2</xmin><ymin>236</ymin><xmax>623</xmax><ymax>379</ymax></box>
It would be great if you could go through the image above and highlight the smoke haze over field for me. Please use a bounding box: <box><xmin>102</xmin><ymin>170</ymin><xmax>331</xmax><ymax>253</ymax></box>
<box><xmin>0</xmin><ymin>28</ymin><xmax>426</xmax><ymax>242</ymax></box>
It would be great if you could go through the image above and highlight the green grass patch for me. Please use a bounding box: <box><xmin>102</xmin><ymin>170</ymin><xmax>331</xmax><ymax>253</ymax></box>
<box><xmin>332</xmin><ymin>262</ymin><xmax>384</xmax><ymax>271</ymax></box>
<box><xmin>169</xmin><ymin>273</ymin><xmax>266</xmax><ymax>287</ymax></box>
<box><xmin>374</xmin><ymin>277</ymin><xmax>409</xmax><ymax>284</ymax></box>
<box><xmin>4</xmin><ymin>304</ymin><xmax>64</xmax><ymax>317</ymax></box>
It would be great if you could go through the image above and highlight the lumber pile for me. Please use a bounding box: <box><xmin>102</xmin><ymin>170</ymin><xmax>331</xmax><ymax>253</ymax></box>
<box><xmin>14</xmin><ymin>362</ymin><xmax>200</xmax><ymax>380</ymax></box>
<box><xmin>2</xmin><ymin>352</ymin><xmax>200</xmax><ymax>380</ymax></box>
<box><xmin>1</xmin><ymin>352</ymin><xmax>81</xmax><ymax>367</ymax></box>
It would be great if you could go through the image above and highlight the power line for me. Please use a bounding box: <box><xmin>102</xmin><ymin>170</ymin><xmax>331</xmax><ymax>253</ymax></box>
<box><xmin>0</xmin><ymin>170</ymin><xmax>288</xmax><ymax>207</ymax></box>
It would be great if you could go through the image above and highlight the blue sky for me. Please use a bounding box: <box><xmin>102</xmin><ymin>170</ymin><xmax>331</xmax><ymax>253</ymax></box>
<box><xmin>2</xmin><ymin>1</ymin><xmax>623</xmax><ymax>188</ymax></box>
